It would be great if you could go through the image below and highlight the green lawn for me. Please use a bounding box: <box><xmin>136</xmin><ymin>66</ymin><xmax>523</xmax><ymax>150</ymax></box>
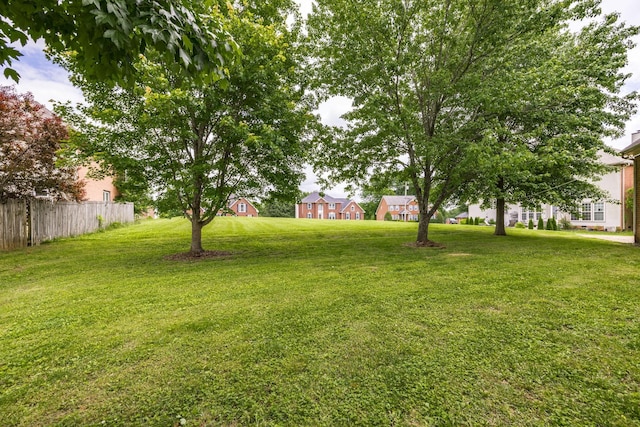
<box><xmin>1</xmin><ymin>217</ymin><xmax>639</xmax><ymax>426</ymax></box>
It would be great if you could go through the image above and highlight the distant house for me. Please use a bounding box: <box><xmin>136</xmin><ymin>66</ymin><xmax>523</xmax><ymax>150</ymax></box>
<box><xmin>228</xmin><ymin>197</ymin><xmax>259</xmax><ymax>217</ymax></box>
<box><xmin>296</xmin><ymin>192</ymin><xmax>365</xmax><ymax>220</ymax></box>
<box><xmin>455</xmin><ymin>212</ymin><xmax>469</xmax><ymax>223</ymax></box>
<box><xmin>218</xmin><ymin>196</ymin><xmax>259</xmax><ymax>217</ymax></box>
<box><xmin>468</xmin><ymin>151</ymin><xmax>633</xmax><ymax>231</ymax></box>
<box><xmin>376</xmin><ymin>195</ymin><xmax>419</xmax><ymax>221</ymax></box>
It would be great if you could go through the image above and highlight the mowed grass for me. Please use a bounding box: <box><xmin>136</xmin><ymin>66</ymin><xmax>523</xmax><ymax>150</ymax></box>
<box><xmin>1</xmin><ymin>217</ymin><xmax>639</xmax><ymax>426</ymax></box>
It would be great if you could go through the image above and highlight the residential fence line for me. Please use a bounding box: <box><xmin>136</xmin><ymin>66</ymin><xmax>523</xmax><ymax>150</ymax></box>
<box><xmin>0</xmin><ymin>199</ymin><xmax>134</xmax><ymax>250</ymax></box>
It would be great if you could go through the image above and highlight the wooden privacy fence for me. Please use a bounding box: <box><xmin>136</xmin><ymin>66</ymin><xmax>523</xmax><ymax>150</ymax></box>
<box><xmin>1</xmin><ymin>199</ymin><xmax>134</xmax><ymax>250</ymax></box>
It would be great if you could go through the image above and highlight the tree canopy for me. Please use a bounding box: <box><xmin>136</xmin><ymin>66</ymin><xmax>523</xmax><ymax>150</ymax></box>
<box><xmin>61</xmin><ymin>1</ymin><xmax>313</xmax><ymax>254</ymax></box>
<box><xmin>0</xmin><ymin>0</ymin><xmax>237</xmax><ymax>84</ymax></box>
<box><xmin>0</xmin><ymin>86</ymin><xmax>84</xmax><ymax>202</ymax></box>
<box><xmin>461</xmin><ymin>12</ymin><xmax>638</xmax><ymax>235</ymax></box>
<box><xmin>308</xmin><ymin>0</ymin><xmax>638</xmax><ymax>245</ymax></box>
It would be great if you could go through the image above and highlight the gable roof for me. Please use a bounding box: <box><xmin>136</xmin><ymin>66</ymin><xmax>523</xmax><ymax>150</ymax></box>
<box><xmin>340</xmin><ymin>199</ymin><xmax>364</xmax><ymax>213</ymax></box>
<box><xmin>300</xmin><ymin>191</ymin><xmax>363</xmax><ymax>212</ymax></box>
<box><xmin>301</xmin><ymin>191</ymin><xmax>349</xmax><ymax>205</ymax></box>
<box><xmin>380</xmin><ymin>195</ymin><xmax>417</xmax><ymax>205</ymax></box>
<box><xmin>228</xmin><ymin>196</ymin><xmax>258</xmax><ymax>212</ymax></box>
<box><xmin>301</xmin><ymin>191</ymin><xmax>324</xmax><ymax>203</ymax></box>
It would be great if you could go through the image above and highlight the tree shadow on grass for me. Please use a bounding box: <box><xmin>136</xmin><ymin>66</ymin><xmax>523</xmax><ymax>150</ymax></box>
<box><xmin>163</xmin><ymin>250</ymin><xmax>233</xmax><ymax>262</ymax></box>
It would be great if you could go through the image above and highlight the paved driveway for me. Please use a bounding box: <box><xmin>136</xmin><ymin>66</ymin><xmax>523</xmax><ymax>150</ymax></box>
<box><xmin>577</xmin><ymin>234</ymin><xmax>635</xmax><ymax>244</ymax></box>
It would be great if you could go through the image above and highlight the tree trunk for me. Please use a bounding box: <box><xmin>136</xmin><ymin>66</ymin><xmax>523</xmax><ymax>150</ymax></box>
<box><xmin>494</xmin><ymin>197</ymin><xmax>506</xmax><ymax>236</ymax></box>
<box><xmin>494</xmin><ymin>176</ymin><xmax>507</xmax><ymax>236</ymax></box>
<box><xmin>417</xmin><ymin>213</ymin><xmax>430</xmax><ymax>245</ymax></box>
<box><xmin>190</xmin><ymin>219</ymin><xmax>204</xmax><ymax>254</ymax></box>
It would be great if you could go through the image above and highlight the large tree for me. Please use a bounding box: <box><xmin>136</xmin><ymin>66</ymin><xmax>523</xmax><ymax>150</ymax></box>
<box><xmin>62</xmin><ymin>2</ymin><xmax>312</xmax><ymax>254</ymax></box>
<box><xmin>308</xmin><ymin>0</ymin><xmax>629</xmax><ymax>246</ymax></box>
<box><xmin>1</xmin><ymin>0</ymin><xmax>236</xmax><ymax>84</ymax></box>
<box><xmin>0</xmin><ymin>86</ymin><xmax>84</xmax><ymax>202</ymax></box>
<box><xmin>462</xmin><ymin>12</ymin><xmax>638</xmax><ymax>236</ymax></box>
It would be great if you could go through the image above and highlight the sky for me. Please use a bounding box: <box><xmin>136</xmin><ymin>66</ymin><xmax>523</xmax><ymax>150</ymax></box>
<box><xmin>2</xmin><ymin>0</ymin><xmax>639</xmax><ymax>199</ymax></box>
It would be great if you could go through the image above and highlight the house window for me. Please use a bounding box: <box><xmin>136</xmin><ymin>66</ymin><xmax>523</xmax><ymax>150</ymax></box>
<box><xmin>103</xmin><ymin>190</ymin><xmax>111</xmax><ymax>202</ymax></box>
<box><xmin>388</xmin><ymin>205</ymin><xmax>393</xmax><ymax>212</ymax></box>
<box><xmin>345</xmin><ymin>213</ymin><xmax>351</xmax><ymax>220</ymax></box>
<box><xmin>329</xmin><ymin>203</ymin><xmax>336</xmax><ymax>210</ymax></box>
<box><xmin>594</xmin><ymin>202</ymin><xmax>604</xmax><ymax>221</ymax></box>
<box><xmin>522</xmin><ymin>208</ymin><xmax>541</xmax><ymax>222</ymax></box>
<box><xmin>239</xmin><ymin>203</ymin><xmax>247</xmax><ymax>213</ymax></box>
<box><xmin>351</xmin><ymin>205</ymin><xmax>355</xmax><ymax>211</ymax></box>
<box><xmin>307</xmin><ymin>212</ymin><xmax>312</xmax><ymax>219</ymax></box>
<box><xmin>580</xmin><ymin>202</ymin><xmax>592</xmax><ymax>221</ymax></box>
<box><xmin>307</xmin><ymin>203</ymin><xmax>312</xmax><ymax>210</ymax></box>
<box><xmin>355</xmin><ymin>212</ymin><xmax>360</xmax><ymax>220</ymax></box>
<box><xmin>572</xmin><ymin>202</ymin><xmax>604</xmax><ymax>221</ymax></box>
<box><xmin>328</xmin><ymin>212</ymin><xmax>336</xmax><ymax>220</ymax></box>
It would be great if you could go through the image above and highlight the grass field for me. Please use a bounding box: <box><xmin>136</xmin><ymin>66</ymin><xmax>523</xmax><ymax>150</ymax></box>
<box><xmin>1</xmin><ymin>217</ymin><xmax>639</xmax><ymax>426</ymax></box>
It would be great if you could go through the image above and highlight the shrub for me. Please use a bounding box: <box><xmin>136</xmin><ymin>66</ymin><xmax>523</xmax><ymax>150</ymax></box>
<box><xmin>546</xmin><ymin>217</ymin><xmax>553</xmax><ymax>230</ymax></box>
<box><xmin>559</xmin><ymin>217</ymin><xmax>572</xmax><ymax>230</ymax></box>
<box><xmin>474</xmin><ymin>217</ymin><xmax>480</xmax><ymax>225</ymax></box>
<box><xmin>515</xmin><ymin>222</ymin><xmax>525</xmax><ymax>229</ymax></box>
<box><xmin>551</xmin><ymin>217</ymin><xmax>558</xmax><ymax>231</ymax></box>
<box><xmin>528</xmin><ymin>219</ymin><xmax>534</xmax><ymax>229</ymax></box>
<box><xmin>384</xmin><ymin>212</ymin><xmax>392</xmax><ymax>221</ymax></box>
<box><xmin>537</xmin><ymin>217</ymin><xmax>544</xmax><ymax>230</ymax></box>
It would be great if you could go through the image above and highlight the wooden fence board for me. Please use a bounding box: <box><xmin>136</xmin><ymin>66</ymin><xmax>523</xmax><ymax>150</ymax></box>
<box><xmin>0</xmin><ymin>199</ymin><xmax>28</xmax><ymax>250</ymax></box>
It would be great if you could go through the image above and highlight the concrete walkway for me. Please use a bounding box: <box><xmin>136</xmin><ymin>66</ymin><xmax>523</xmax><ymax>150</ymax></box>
<box><xmin>577</xmin><ymin>234</ymin><xmax>635</xmax><ymax>244</ymax></box>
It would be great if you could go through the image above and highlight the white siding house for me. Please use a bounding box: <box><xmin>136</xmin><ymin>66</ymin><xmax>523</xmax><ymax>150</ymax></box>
<box><xmin>468</xmin><ymin>152</ymin><xmax>633</xmax><ymax>231</ymax></box>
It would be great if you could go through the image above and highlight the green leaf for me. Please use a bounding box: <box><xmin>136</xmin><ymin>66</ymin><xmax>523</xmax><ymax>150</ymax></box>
<box><xmin>3</xmin><ymin>67</ymin><xmax>20</xmax><ymax>82</ymax></box>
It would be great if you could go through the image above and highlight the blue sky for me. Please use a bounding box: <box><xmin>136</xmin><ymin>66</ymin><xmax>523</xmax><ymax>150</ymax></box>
<box><xmin>1</xmin><ymin>0</ymin><xmax>639</xmax><ymax>197</ymax></box>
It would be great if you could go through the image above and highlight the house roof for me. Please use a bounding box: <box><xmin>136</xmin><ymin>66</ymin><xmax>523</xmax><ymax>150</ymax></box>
<box><xmin>340</xmin><ymin>199</ymin><xmax>364</xmax><ymax>213</ymax></box>
<box><xmin>375</xmin><ymin>195</ymin><xmax>417</xmax><ymax>215</ymax></box>
<box><xmin>301</xmin><ymin>191</ymin><xmax>348</xmax><ymax>205</ymax></box>
<box><xmin>380</xmin><ymin>195</ymin><xmax>417</xmax><ymax>205</ymax></box>
<box><xmin>301</xmin><ymin>191</ymin><xmax>363</xmax><ymax>212</ymax></box>
<box><xmin>300</xmin><ymin>191</ymin><xmax>326</xmax><ymax>203</ymax></box>
<box><xmin>599</xmin><ymin>150</ymin><xmax>632</xmax><ymax>166</ymax></box>
<box><xmin>621</xmin><ymin>131</ymin><xmax>640</xmax><ymax>158</ymax></box>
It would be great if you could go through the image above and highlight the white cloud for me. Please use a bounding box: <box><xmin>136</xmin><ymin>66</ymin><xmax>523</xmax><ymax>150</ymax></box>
<box><xmin>316</xmin><ymin>96</ymin><xmax>352</xmax><ymax>127</ymax></box>
<box><xmin>1</xmin><ymin>41</ymin><xmax>84</xmax><ymax>110</ymax></box>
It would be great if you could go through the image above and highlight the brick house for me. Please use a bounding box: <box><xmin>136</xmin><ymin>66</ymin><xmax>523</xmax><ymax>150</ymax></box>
<box><xmin>226</xmin><ymin>197</ymin><xmax>259</xmax><ymax>217</ymax></box>
<box><xmin>296</xmin><ymin>192</ymin><xmax>365</xmax><ymax>220</ymax></box>
<box><xmin>376</xmin><ymin>195</ymin><xmax>420</xmax><ymax>221</ymax></box>
<box><xmin>76</xmin><ymin>164</ymin><xmax>120</xmax><ymax>202</ymax></box>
